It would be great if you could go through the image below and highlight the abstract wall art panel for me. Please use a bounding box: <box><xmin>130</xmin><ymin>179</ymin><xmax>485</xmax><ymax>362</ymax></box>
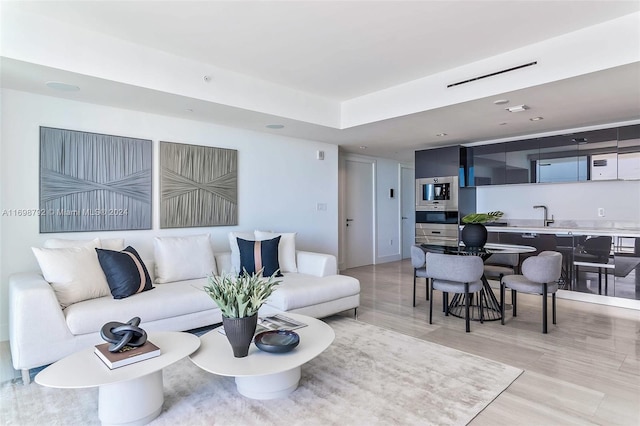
<box><xmin>39</xmin><ymin>127</ymin><xmax>152</xmax><ymax>233</ymax></box>
<box><xmin>160</xmin><ymin>141</ymin><xmax>237</xmax><ymax>228</ymax></box>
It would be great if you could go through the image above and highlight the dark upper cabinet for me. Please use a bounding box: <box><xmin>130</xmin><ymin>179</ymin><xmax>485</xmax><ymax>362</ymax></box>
<box><xmin>505</xmin><ymin>138</ymin><xmax>538</xmax><ymax>184</ymax></box>
<box><xmin>438</xmin><ymin>125</ymin><xmax>636</xmax><ymax>187</ymax></box>
<box><xmin>469</xmin><ymin>143</ymin><xmax>506</xmax><ymax>186</ymax></box>
<box><xmin>536</xmin><ymin>134</ymin><xmax>581</xmax><ymax>183</ymax></box>
<box><xmin>617</xmin><ymin>124</ymin><xmax>640</xmax><ymax>180</ymax></box>
<box><xmin>415</xmin><ymin>145</ymin><xmax>460</xmax><ymax>178</ymax></box>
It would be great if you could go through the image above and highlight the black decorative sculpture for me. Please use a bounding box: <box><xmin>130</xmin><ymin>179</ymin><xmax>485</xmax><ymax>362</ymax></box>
<box><xmin>100</xmin><ymin>317</ymin><xmax>148</xmax><ymax>352</ymax></box>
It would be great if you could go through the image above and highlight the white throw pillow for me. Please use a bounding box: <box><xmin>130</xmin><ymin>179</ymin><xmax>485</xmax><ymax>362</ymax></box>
<box><xmin>254</xmin><ymin>230</ymin><xmax>298</xmax><ymax>273</ymax></box>
<box><xmin>31</xmin><ymin>246</ymin><xmax>110</xmax><ymax>308</ymax></box>
<box><xmin>43</xmin><ymin>238</ymin><xmax>101</xmax><ymax>249</ymax></box>
<box><xmin>228</xmin><ymin>231</ymin><xmax>256</xmax><ymax>274</ymax></box>
<box><xmin>99</xmin><ymin>238</ymin><xmax>126</xmax><ymax>251</ymax></box>
<box><xmin>154</xmin><ymin>234</ymin><xmax>217</xmax><ymax>283</ymax></box>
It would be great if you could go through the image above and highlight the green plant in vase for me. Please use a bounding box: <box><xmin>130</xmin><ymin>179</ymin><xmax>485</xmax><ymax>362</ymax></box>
<box><xmin>204</xmin><ymin>270</ymin><xmax>280</xmax><ymax>357</ymax></box>
<box><xmin>461</xmin><ymin>211</ymin><xmax>504</xmax><ymax>249</ymax></box>
<box><xmin>461</xmin><ymin>211</ymin><xmax>504</xmax><ymax>224</ymax></box>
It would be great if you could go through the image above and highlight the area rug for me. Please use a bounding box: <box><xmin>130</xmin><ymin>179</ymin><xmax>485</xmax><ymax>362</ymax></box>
<box><xmin>0</xmin><ymin>318</ymin><xmax>522</xmax><ymax>425</ymax></box>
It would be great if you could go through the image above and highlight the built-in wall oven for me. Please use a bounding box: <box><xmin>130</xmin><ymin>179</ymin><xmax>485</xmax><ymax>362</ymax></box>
<box><xmin>415</xmin><ymin>176</ymin><xmax>458</xmax><ymax>211</ymax></box>
<box><xmin>415</xmin><ymin>210</ymin><xmax>459</xmax><ymax>247</ymax></box>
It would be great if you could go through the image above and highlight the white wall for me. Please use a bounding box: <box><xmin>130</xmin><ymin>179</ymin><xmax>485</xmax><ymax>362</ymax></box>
<box><xmin>0</xmin><ymin>89</ymin><xmax>339</xmax><ymax>341</ymax></box>
<box><xmin>375</xmin><ymin>158</ymin><xmax>402</xmax><ymax>263</ymax></box>
<box><xmin>476</xmin><ymin>179</ymin><xmax>640</xmax><ymax>227</ymax></box>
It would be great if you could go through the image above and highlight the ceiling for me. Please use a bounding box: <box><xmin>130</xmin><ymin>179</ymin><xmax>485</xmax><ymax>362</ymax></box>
<box><xmin>2</xmin><ymin>1</ymin><xmax>640</xmax><ymax>162</ymax></box>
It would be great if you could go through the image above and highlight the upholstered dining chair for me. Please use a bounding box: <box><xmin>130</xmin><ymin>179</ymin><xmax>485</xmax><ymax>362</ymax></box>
<box><xmin>500</xmin><ymin>251</ymin><xmax>563</xmax><ymax>334</ymax></box>
<box><xmin>425</xmin><ymin>252</ymin><xmax>484</xmax><ymax>332</ymax></box>
<box><xmin>483</xmin><ymin>253</ymin><xmax>519</xmax><ymax>282</ymax></box>
<box><xmin>411</xmin><ymin>245</ymin><xmax>429</xmax><ymax>307</ymax></box>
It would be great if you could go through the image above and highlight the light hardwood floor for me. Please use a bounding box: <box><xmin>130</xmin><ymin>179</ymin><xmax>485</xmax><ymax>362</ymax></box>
<box><xmin>2</xmin><ymin>259</ymin><xmax>638</xmax><ymax>424</ymax></box>
<box><xmin>340</xmin><ymin>259</ymin><xmax>640</xmax><ymax>425</ymax></box>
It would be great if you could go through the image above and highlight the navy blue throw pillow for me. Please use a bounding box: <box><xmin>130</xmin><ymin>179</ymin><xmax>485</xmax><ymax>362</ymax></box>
<box><xmin>237</xmin><ymin>236</ymin><xmax>282</xmax><ymax>277</ymax></box>
<box><xmin>96</xmin><ymin>246</ymin><xmax>154</xmax><ymax>299</ymax></box>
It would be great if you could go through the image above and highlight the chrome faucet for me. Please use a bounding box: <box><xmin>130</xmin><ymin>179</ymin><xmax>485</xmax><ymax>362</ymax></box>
<box><xmin>533</xmin><ymin>205</ymin><xmax>554</xmax><ymax>227</ymax></box>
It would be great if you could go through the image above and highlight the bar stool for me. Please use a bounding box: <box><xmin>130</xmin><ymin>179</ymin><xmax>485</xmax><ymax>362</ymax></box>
<box><xmin>573</xmin><ymin>236</ymin><xmax>612</xmax><ymax>295</ymax></box>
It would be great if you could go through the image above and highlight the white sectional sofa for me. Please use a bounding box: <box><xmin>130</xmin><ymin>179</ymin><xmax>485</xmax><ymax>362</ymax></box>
<box><xmin>9</xmin><ymin>235</ymin><xmax>360</xmax><ymax>384</ymax></box>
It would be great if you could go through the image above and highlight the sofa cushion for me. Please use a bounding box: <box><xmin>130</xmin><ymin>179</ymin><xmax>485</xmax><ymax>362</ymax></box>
<box><xmin>96</xmin><ymin>246</ymin><xmax>154</xmax><ymax>299</ymax></box>
<box><xmin>228</xmin><ymin>231</ymin><xmax>255</xmax><ymax>273</ymax></box>
<box><xmin>100</xmin><ymin>238</ymin><xmax>126</xmax><ymax>251</ymax></box>
<box><xmin>43</xmin><ymin>237</ymin><xmax>101</xmax><ymax>249</ymax></box>
<box><xmin>31</xmin><ymin>246</ymin><xmax>110</xmax><ymax>308</ymax></box>
<box><xmin>254</xmin><ymin>230</ymin><xmax>298</xmax><ymax>273</ymax></box>
<box><xmin>43</xmin><ymin>237</ymin><xmax>125</xmax><ymax>251</ymax></box>
<box><xmin>154</xmin><ymin>234</ymin><xmax>217</xmax><ymax>283</ymax></box>
<box><xmin>64</xmin><ymin>278</ymin><xmax>216</xmax><ymax>335</ymax></box>
<box><xmin>237</xmin><ymin>236</ymin><xmax>282</xmax><ymax>277</ymax></box>
<box><xmin>266</xmin><ymin>273</ymin><xmax>360</xmax><ymax>311</ymax></box>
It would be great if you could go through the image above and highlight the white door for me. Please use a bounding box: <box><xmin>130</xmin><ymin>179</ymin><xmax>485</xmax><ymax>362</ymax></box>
<box><xmin>345</xmin><ymin>159</ymin><xmax>374</xmax><ymax>268</ymax></box>
<box><xmin>401</xmin><ymin>166</ymin><xmax>415</xmax><ymax>259</ymax></box>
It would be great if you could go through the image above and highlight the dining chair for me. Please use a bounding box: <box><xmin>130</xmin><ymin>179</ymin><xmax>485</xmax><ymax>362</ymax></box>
<box><xmin>411</xmin><ymin>245</ymin><xmax>429</xmax><ymax>307</ymax></box>
<box><xmin>483</xmin><ymin>253</ymin><xmax>519</xmax><ymax>282</ymax></box>
<box><xmin>425</xmin><ymin>252</ymin><xmax>484</xmax><ymax>332</ymax></box>
<box><xmin>500</xmin><ymin>251</ymin><xmax>563</xmax><ymax>334</ymax></box>
<box><xmin>573</xmin><ymin>236</ymin><xmax>612</xmax><ymax>295</ymax></box>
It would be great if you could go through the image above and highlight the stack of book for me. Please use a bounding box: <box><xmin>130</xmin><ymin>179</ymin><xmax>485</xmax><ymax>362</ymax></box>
<box><xmin>94</xmin><ymin>341</ymin><xmax>161</xmax><ymax>369</ymax></box>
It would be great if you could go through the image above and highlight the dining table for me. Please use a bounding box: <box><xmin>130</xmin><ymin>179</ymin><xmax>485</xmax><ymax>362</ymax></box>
<box><xmin>419</xmin><ymin>242</ymin><xmax>537</xmax><ymax>321</ymax></box>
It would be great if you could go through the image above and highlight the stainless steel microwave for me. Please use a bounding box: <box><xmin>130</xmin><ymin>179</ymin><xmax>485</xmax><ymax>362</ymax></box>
<box><xmin>415</xmin><ymin>176</ymin><xmax>458</xmax><ymax>211</ymax></box>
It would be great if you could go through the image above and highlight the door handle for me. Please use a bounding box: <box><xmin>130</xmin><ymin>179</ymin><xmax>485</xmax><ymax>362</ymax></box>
<box><xmin>401</xmin><ymin>216</ymin><xmax>408</xmax><ymax>219</ymax></box>
<box><xmin>346</xmin><ymin>219</ymin><xmax>354</xmax><ymax>222</ymax></box>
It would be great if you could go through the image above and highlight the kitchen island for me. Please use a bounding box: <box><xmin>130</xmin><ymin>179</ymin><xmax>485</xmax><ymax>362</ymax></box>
<box><xmin>482</xmin><ymin>225</ymin><xmax>640</xmax><ymax>307</ymax></box>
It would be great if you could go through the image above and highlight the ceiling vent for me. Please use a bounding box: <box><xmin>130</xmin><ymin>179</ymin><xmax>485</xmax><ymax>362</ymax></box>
<box><xmin>447</xmin><ymin>61</ymin><xmax>538</xmax><ymax>88</ymax></box>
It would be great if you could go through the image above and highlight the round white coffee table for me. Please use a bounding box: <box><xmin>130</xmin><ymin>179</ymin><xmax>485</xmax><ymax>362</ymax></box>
<box><xmin>35</xmin><ymin>331</ymin><xmax>200</xmax><ymax>426</ymax></box>
<box><xmin>189</xmin><ymin>313</ymin><xmax>334</xmax><ymax>400</ymax></box>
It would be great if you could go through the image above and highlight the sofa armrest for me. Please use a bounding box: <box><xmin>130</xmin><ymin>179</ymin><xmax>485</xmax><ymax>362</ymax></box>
<box><xmin>296</xmin><ymin>251</ymin><xmax>337</xmax><ymax>277</ymax></box>
<box><xmin>9</xmin><ymin>273</ymin><xmax>74</xmax><ymax>370</ymax></box>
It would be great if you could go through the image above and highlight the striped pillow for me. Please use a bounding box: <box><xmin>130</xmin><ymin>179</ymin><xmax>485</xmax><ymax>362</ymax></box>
<box><xmin>237</xmin><ymin>236</ymin><xmax>282</xmax><ymax>277</ymax></box>
<box><xmin>96</xmin><ymin>246</ymin><xmax>154</xmax><ymax>299</ymax></box>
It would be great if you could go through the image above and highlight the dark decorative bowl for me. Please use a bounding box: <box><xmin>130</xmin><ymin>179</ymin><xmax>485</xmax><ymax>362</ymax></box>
<box><xmin>254</xmin><ymin>330</ymin><xmax>300</xmax><ymax>353</ymax></box>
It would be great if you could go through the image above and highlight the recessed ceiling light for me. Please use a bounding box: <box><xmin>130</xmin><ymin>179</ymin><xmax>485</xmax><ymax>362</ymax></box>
<box><xmin>359</xmin><ymin>146</ymin><xmax>367</xmax><ymax>149</ymax></box>
<box><xmin>506</xmin><ymin>104</ymin><xmax>529</xmax><ymax>113</ymax></box>
<box><xmin>265</xmin><ymin>124</ymin><xmax>284</xmax><ymax>129</ymax></box>
<box><xmin>493</xmin><ymin>99</ymin><xmax>509</xmax><ymax>105</ymax></box>
<box><xmin>530</xmin><ymin>116</ymin><xmax>544</xmax><ymax>121</ymax></box>
<box><xmin>436</xmin><ymin>133</ymin><xmax>447</xmax><ymax>137</ymax></box>
<box><xmin>45</xmin><ymin>81</ymin><xmax>80</xmax><ymax>92</ymax></box>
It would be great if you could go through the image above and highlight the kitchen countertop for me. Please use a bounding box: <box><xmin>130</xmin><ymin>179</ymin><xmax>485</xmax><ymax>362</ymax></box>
<box><xmin>482</xmin><ymin>225</ymin><xmax>640</xmax><ymax>237</ymax></box>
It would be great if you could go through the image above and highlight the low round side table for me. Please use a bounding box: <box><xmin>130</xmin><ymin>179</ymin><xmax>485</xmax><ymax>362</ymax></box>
<box><xmin>189</xmin><ymin>313</ymin><xmax>334</xmax><ymax>400</ymax></box>
<box><xmin>35</xmin><ymin>331</ymin><xmax>200</xmax><ymax>425</ymax></box>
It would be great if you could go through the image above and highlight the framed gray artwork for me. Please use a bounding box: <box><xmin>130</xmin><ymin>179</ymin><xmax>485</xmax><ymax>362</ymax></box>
<box><xmin>160</xmin><ymin>141</ymin><xmax>237</xmax><ymax>228</ymax></box>
<box><xmin>39</xmin><ymin>127</ymin><xmax>152</xmax><ymax>233</ymax></box>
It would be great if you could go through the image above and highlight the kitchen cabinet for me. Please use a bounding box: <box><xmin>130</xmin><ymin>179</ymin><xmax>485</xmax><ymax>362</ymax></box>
<box><xmin>464</xmin><ymin>124</ymin><xmax>638</xmax><ymax>186</ymax></box>
<box><xmin>618</xmin><ymin>124</ymin><xmax>640</xmax><ymax>180</ymax></box>
<box><xmin>536</xmin><ymin>133</ymin><xmax>583</xmax><ymax>183</ymax></box>
<box><xmin>469</xmin><ymin>143</ymin><xmax>506</xmax><ymax>186</ymax></box>
<box><xmin>505</xmin><ymin>138</ymin><xmax>537</xmax><ymax>184</ymax></box>
<box><xmin>414</xmin><ymin>145</ymin><xmax>460</xmax><ymax>178</ymax></box>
